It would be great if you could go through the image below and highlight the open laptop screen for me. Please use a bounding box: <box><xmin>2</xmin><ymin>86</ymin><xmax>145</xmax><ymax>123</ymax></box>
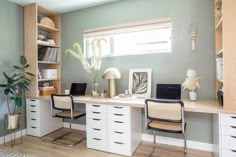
<box><xmin>70</xmin><ymin>83</ymin><xmax>87</xmax><ymax>96</ymax></box>
<box><xmin>156</xmin><ymin>84</ymin><xmax>181</xmax><ymax>100</ymax></box>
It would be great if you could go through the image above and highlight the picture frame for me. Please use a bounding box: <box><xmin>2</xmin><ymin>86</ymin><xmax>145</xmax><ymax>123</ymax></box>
<box><xmin>128</xmin><ymin>68</ymin><xmax>152</xmax><ymax>98</ymax></box>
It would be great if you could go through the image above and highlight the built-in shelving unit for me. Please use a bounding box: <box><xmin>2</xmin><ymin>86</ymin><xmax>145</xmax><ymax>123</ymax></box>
<box><xmin>24</xmin><ymin>3</ymin><xmax>61</xmax><ymax>97</ymax></box>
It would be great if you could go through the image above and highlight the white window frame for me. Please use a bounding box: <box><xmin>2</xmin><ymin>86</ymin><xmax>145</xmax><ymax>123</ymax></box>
<box><xmin>84</xmin><ymin>17</ymin><xmax>172</xmax><ymax>57</ymax></box>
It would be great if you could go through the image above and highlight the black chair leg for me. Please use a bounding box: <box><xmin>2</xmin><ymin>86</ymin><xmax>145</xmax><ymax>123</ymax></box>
<box><xmin>149</xmin><ymin>130</ymin><xmax>156</xmax><ymax>157</ymax></box>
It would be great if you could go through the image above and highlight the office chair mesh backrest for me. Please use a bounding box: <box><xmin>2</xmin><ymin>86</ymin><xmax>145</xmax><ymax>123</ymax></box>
<box><xmin>51</xmin><ymin>94</ymin><xmax>73</xmax><ymax>110</ymax></box>
<box><xmin>145</xmin><ymin>99</ymin><xmax>183</xmax><ymax>122</ymax></box>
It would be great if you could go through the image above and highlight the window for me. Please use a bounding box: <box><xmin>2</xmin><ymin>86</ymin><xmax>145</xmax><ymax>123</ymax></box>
<box><xmin>84</xmin><ymin>17</ymin><xmax>172</xmax><ymax>57</ymax></box>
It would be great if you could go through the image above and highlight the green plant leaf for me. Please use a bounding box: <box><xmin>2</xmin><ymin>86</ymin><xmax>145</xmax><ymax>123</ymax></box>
<box><xmin>3</xmin><ymin>72</ymin><xmax>10</xmax><ymax>80</ymax></box>
<box><xmin>13</xmin><ymin>66</ymin><xmax>23</xmax><ymax>70</ymax></box>
<box><xmin>24</xmin><ymin>85</ymin><xmax>30</xmax><ymax>93</ymax></box>
<box><xmin>26</xmin><ymin>72</ymin><xmax>35</xmax><ymax>76</ymax></box>
<box><xmin>24</xmin><ymin>77</ymin><xmax>32</xmax><ymax>82</ymax></box>
<box><xmin>24</xmin><ymin>64</ymin><xmax>30</xmax><ymax>68</ymax></box>
<box><xmin>4</xmin><ymin>89</ymin><xmax>10</xmax><ymax>95</ymax></box>
<box><xmin>24</xmin><ymin>80</ymin><xmax>31</xmax><ymax>86</ymax></box>
<box><xmin>0</xmin><ymin>84</ymin><xmax>7</xmax><ymax>87</ymax></box>
<box><xmin>15</xmin><ymin>97</ymin><xmax>22</xmax><ymax>107</ymax></box>
<box><xmin>19</xmin><ymin>82</ymin><xmax>24</xmax><ymax>88</ymax></box>
<box><xmin>20</xmin><ymin>55</ymin><xmax>27</xmax><ymax>65</ymax></box>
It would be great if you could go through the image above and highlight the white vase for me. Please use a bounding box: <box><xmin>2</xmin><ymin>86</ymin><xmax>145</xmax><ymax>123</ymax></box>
<box><xmin>189</xmin><ymin>91</ymin><xmax>197</xmax><ymax>101</ymax></box>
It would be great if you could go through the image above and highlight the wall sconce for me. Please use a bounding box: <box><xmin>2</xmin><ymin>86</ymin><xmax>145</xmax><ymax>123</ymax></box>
<box><xmin>190</xmin><ymin>24</ymin><xmax>198</xmax><ymax>50</ymax></box>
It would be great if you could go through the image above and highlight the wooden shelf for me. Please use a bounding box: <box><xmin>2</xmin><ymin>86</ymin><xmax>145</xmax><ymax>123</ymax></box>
<box><xmin>216</xmin><ymin>16</ymin><xmax>223</xmax><ymax>30</ymax></box>
<box><xmin>38</xmin><ymin>43</ymin><xmax>60</xmax><ymax>48</ymax></box>
<box><xmin>38</xmin><ymin>23</ymin><xmax>59</xmax><ymax>32</ymax></box>
<box><xmin>38</xmin><ymin>78</ymin><xmax>59</xmax><ymax>82</ymax></box>
<box><xmin>37</xmin><ymin>4</ymin><xmax>59</xmax><ymax>16</ymax></box>
<box><xmin>38</xmin><ymin>61</ymin><xmax>59</xmax><ymax>65</ymax></box>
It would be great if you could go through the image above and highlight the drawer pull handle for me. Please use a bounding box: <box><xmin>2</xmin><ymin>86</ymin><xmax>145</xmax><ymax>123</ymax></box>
<box><xmin>231</xmin><ymin>150</ymin><xmax>236</xmax><ymax>153</ymax></box>
<box><xmin>31</xmin><ymin>111</ymin><xmax>36</xmax><ymax>113</ymax></box>
<box><xmin>114</xmin><ymin>141</ymin><xmax>124</xmax><ymax>145</ymax></box>
<box><xmin>231</xmin><ymin>116</ymin><xmax>236</xmax><ymax>119</ymax></box>
<box><xmin>31</xmin><ymin>126</ymin><xmax>37</xmax><ymax>129</ymax></box>
<box><xmin>114</xmin><ymin>121</ymin><xmax>123</xmax><ymax>123</ymax></box>
<box><xmin>30</xmin><ymin>105</ymin><xmax>36</xmax><ymax>107</ymax></box>
<box><xmin>114</xmin><ymin>131</ymin><xmax>124</xmax><ymax>134</ymax></box>
<box><xmin>93</xmin><ymin>138</ymin><xmax>101</xmax><ymax>141</ymax></box>
<box><xmin>92</xmin><ymin>105</ymin><xmax>100</xmax><ymax>107</ymax></box>
<box><xmin>31</xmin><ymin>119</ymin><xmax>36</xmax><ymax>121</ymax></box>
<box><xmin>30</xmin><ymin>100</ymin><xmax>36</xmax><ymax>101</ymax></box>
<box><xmin>231</xmin><ymin>126</ymin><xmax>236</xmax><ymax>129</ymax></box>
<box><xmin>114</xmin><ymin>106</ymin><xmax>123</xmax><ymax>109</ymax></box>
<box><xmin>114</xmin><ymin>114</ymin><xmax>123</xmax><ymax>116</ymax></box>
<box><xmin>93</xmin><ymin>128</ymin><xmax>101</xmax><ymax>131</ymax></box>
<box><xmin>231</xmin><ymin>136</ymin><xmax>236</xmax><ymax>138</ymax></box>
<box><xmin>92</xmin><ymin>112</ymin><xmax>101</xmax><ymax>114</ymax></box>
<box><xmin>92</xmin><ymin>118</ymin><xmax>101</xmax><ymax>121</ymax></box>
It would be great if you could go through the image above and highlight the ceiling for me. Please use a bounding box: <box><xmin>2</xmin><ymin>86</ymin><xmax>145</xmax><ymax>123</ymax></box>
<box><xmin>8</xmin><ymin>0</ymin><xmax>119</xmax><ymax>13</ymax></box>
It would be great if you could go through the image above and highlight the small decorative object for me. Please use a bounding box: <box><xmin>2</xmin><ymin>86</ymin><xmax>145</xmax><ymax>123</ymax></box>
<box><xmin>40</xmin><ymin>17</ymin><xmax>55</xmax><ymax>28</ymax></box>
<box><xmin>102</xmin><ymin>67</ymin><xmax>121</xmax><ymax>98</ymax></box>
<box><xmin>189</xmin><ymin>24</ymin><xmax>198</xmax><ymax>50</ymax></box>
<box><xmin>128</xmin><ymin>68</ymin><xmax>152</xmax><ymax>98</ymax></box>
<box><xmin>65</xmin><ymin>38</ymin><xmax>107</xmax><ymax>96</ymax></box>
<box><xmin>48</xmin><ymin>39</ymin><xmax>56</xmax><ymax>46</ymax></box>
<box><xmin>65</xmin><ymin>89</ymin><xmax>70</xmax><ymax>94</ymax></box>
<box><xmin>0</xmin><ymin>55</ymin><xmax>35</xmax><ymax>147</ymax></box>
<box><xmin>182</xmin><ymin>69</ymin><xmax>200</xmax><ymax>101</ymax></box>
<box><xmin>38</xmin><ymin>34</ymin><xmax>45</xmax><ymax>40</ymax></box>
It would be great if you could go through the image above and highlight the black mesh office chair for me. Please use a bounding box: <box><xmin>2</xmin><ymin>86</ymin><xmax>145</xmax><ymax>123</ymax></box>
<box><xmin>51</xmin><ymin>94</ymin><xmax>86</xmax><ymax>146</ymax></box>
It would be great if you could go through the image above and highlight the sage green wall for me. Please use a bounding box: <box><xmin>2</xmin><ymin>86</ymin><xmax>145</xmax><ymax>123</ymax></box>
<box><xmin>61</xmin><ymin>0</ymin><xmax>215</xmax><ymax>143</ymax></box>
<box><xmin>0</xmin><ymin>0</ymin><xmax>24</xmax><ymax>137</ymax></box>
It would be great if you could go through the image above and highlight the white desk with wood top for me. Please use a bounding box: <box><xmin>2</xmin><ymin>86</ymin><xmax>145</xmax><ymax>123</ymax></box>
<box><xmin>26</xmin><ymin>96</ymin><xmax>224</xmax><ymax>156</ymax></box>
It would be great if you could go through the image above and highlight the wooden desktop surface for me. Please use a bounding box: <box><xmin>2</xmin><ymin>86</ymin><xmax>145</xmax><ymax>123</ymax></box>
<box><xmin>30</xmin><ymin>95</ymin><xmax>223</xmax><ymax>114</ymax></box>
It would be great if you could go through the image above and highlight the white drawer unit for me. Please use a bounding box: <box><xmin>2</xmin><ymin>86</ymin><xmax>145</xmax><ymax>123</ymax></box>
<box><xmin>26</xmin><ymin>99</ymin><xmax>63</xmax><ymax>137</ymax></box>
<box><xmin>217</xmin><ymin>114</ymin><xmax>236</xmax><ymax>157</ymax></box>
<box><xmin>86</xmin><ymin>103</ymin><xmax>142</xmax><ymax>156</ymax></box>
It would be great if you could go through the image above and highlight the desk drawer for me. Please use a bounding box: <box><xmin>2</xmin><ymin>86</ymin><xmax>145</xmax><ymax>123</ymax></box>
<box><xmin>222</xmin><ymin>135</ymin><xmax>236</xmax><ymax>150</ymax></box>
<box><xmin>108</xmin><ymin>140</ymin><xmax>130</xmax><ymax>156</ymax></box>
<box><xmin>86</xmin><ymin>104</ymin><xmax>106</xmax><ymax>113</ymax></box>
<box><xmin>87</xmin><ymin>118</ymin><xmax>106</xmax><ymax>130</ymax></box>
<box><xmin>221</xmin><ymin>115</ymin><xmax>236</xmax><ymax>126</ymax></box>
<box><xmin>222</xmin><ymin>148</ymin><xmax>236</xmax><ymax>157</ymax></box>
<box><xmin>27</xmin><ymin>104</ymin><xmax>40</xmax><ymax>112</ymax></box>
<box><xmin>86</xmin><ymin>110</ymin><xmax>106</xmax><ymax>119</ymax></box>
<box><xmin>26</xmin><ymin>99</ymin><xmax>40</xmax><ymax>106</ymax></box>
<box><xmin>107</xmin><ymin>105</ymin><xmax>130</xmax><ymax>115</ymax></box>
<box><xmin>222</xmin><ymin>126</ymin><xmax>236</xmax><ymax>136</ymax></box>
<box><xmin>108</xmin><ymin>129</ymin><xmax>130</xmax><ymax>143</ymax></box>
<box><xmin>87</xmin><ymin>137</ymin><xmax>107</xmax><ymax>151</ymax></box>
<box><xmin>87</xmin><ymin>127</ymin><xmax>106</xmax><ymax>139</ymax></box>
<box><xmin>27</xmin><ymin>118</ymin><xmax>40</xmax><ymax>127</ymax></box>
<box><xmin>27</xmin><ymin>126</ymin><xmax>40</xmax><ymax>137</ymax></box>
<box><xmin>108</xmin><ymin>118</ymin><xmax>130</xmax><ymax>133</ymax></box>
<box><xmin>27</xmin><ymin>110</ymin><xmax>39</xmax><ymax>118</ymax></box>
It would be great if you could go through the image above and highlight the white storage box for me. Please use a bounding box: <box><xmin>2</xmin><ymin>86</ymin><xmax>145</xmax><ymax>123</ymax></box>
<box><xmin>216</xmin><ymin>58</ymin><xmax>223</xmax><ymax>81</ymax></box>
<box><xmin>41</xmin><ymin>69</ymin><xmax>57</xmax><ymax>79</ymax></box>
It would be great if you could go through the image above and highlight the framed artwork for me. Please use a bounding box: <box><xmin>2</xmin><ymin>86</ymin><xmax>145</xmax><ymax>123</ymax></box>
<box><xmin>128</xmin><ymin>68</ymin><xmax>152</xmax><ymax>98</ymax></box>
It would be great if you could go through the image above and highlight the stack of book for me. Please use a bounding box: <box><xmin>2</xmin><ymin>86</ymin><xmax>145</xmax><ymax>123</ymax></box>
<box><xmin>38</xmin><ymin>47</ymin><xmax>59</xmax><ymax>62</ymax></box>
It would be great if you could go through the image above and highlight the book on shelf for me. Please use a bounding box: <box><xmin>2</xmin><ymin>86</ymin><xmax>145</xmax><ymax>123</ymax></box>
<box><xmin>38</xmin><ymin>47</ymin><xmax>59</xmax><ymax>62</ymax></box>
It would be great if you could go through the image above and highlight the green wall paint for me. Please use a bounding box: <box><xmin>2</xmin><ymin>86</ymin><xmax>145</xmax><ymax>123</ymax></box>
<box><xmin>61</xmin><ymin>0</ymin><xmax>215</xmax><ymax>143</ymax></box>
<box><xmin>0</xmin><ymin>0</ymin><xmax>24</xmax><ymax>137</ymax></box>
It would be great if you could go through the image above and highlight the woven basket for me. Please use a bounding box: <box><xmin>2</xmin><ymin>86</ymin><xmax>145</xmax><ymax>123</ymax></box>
<box><xmin>40</xmin><ymin>17</ymin><xmax>55</xmax><ymax>28</ymax></box>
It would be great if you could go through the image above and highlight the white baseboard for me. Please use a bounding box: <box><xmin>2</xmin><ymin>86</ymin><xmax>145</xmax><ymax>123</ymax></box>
<box><xmin>142</xmin><ymin>134</ymin><xmax>213</xmax><ymax>152</ymax></box>
<box><xmin>63</xmin><ymin>122</ymin><xmax>86</xmax><ymax>131</ymax></box>
<box><xmin>64</xmin><ymin>123</ymin><xmax>213</xmax><ymax>152</ymax></box>
<box><xmin>0</xmin><ymin>129</ymin><xmax>26</xmax><ymax>145</ymax></box>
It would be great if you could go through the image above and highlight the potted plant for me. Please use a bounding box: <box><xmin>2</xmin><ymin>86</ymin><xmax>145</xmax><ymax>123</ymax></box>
<box><xmin>0</xmin><ymin>55</ymin><xmax>34</xmax><ymax>131</ymax></box>
<box><xmin>182</xmin><ymin>69</ymin><xmax>200</xmax><ymax>101</ymax></box>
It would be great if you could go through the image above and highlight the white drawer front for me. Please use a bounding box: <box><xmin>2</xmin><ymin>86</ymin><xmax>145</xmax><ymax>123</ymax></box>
<box><xmin>87</xmin><ymin>137</ymin><xmax>107</xmax><ymax>151</ymax></box>
<box><xmin>108</xmin><ymin>140</ymin><xmax>130</xmax><ymax>156</ymax></box>
<box><xmin>87</xmin><ymin>118</ymin><xmax>106</xmax><ymax>130</ymax></box>
<box><xmin>107</xmin><ymin>105</ymin><xmax>130</xmax><ymax>115</ymax></box>
<box><xmin>222</xmin><ymin>148</ymin><xmax>236</xmax><ymax>157</ymax></box>
<box><xmin>86</xmin><ymin>104</ymin><xmax>106</xmax><ymax>113</ymax></box>
<box><xmin>108</xmin><ymin>129</ymin><xmax>130</xmax><ymax>143</ymax></box>
<box><xmin>221</xmin><ymin>115</ymin><xmax>236</xmax><ymax>126</ymax></box>
<box><xmin>27</xmin><ymin>110</ymin><xmax>39</xmax><ymax>117</ymax></box>
<box><xmin>222</xmin><ymin>135</ymin><xmax>236</xmax><ymax>150</ymax></box>
<box><xmin>27</xmin><ymin>103</ymin><xmax>40</xmax><ymax>112</ymax></box>
<box><xmin>222</xmin><ymin>126</ymin><xmax>236</xmax><ymax>136</ymax></box>
<box><xmin>26</xmin><ymin>99</ymin><xmax>40</xmax><ymax>106</ymax></box>
<box><xmin>87</xmin><ymin>127</ymin><xmax>107</xmax><ymax>139</ymax></box>
<box><xmin>108</xmin><ymin>112</ymin><xmax>129</xmax><ymax>122</ymax></box>
<box><xmin>86</xmin><ymin>110</ymin><xmax>106</xmax><ymax>119</ymax></box>
<box><xmin>27</xmin><ymin>126</ymin><xmax>40</xmax><ymax>137</ymax></box>
<box><xmin>27</xmin><ymin>119</ymin><xmax>40</xmax><ymax>127</ymax></box>
<box><xmin>108</xmin><ymin>118</ymin><xmax>130</xmax><ymax>133</ymax></box>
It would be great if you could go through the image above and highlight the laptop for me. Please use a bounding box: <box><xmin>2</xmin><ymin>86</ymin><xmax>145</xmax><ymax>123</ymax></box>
<box><xmin>70</xmin><ymin>83</ymin><xmax>87</xmax><ymax>96</ymax></box>
<box><xmin>156</xmin><ymin>84</ymin><xmax>181</xmax><ymax>100</ymax></box>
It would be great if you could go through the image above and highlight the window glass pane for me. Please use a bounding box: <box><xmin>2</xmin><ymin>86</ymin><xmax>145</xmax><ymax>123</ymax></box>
<box><xmin>113</xmin><ymin>28</ymin><xmax>171</xmax><ymax>56</ymax></box>
<box><xmin>86</xmin><ymin>36</ymin><xmax>111</xmax><ymax>57</ymax></box>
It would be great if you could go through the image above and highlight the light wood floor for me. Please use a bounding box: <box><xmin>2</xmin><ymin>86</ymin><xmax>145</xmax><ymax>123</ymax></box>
<box><xmin>2</xmin><ymin>130</ymin><xmax>213</xmax><ymax>157</ymax></box>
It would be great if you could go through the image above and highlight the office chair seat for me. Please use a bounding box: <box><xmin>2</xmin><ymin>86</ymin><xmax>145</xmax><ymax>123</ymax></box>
<box><xmin>55</xmin><ymin>111</ymin><xmax>85</xmax><ymax>119</ymax></box>
<box><xmin>148</xmin><ymin>120</ymin><xmax>186</xmax><ymax>133</ymax></box>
